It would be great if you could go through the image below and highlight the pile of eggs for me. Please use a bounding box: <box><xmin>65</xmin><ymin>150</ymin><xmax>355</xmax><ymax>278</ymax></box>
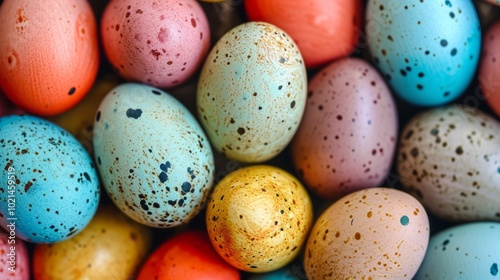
<box><xmin>1</xmin><ymin>0</ymin><xmax>500</xmax><ymax>279</ymax></box>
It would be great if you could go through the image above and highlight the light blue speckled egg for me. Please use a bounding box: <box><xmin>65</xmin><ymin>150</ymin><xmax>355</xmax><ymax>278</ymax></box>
<box><xmin>415</xmin><ymin>222</ymin><xmax>500</xmax><ymax>279</ymax></box>
<box><xmin>366</xmin><ymin>0</ymin><xmax>481</xmax><ymax>106</ymax></box>
<box><xmin>0</xmin><ymin>115</ymin><xmax>100</xmax><ymax>243</ymax></box>
<box><xmin>197</xmin><ymin>21</ymin><xmax>307</xmax><ymax>163</ymax></box>
<box><xmin>93</xmin><ymin>83</ymin><xmax>214</xmax><ymax>228</ymax></box>
<box><xmin>247</xmin><ymin>265</ymin><xmax>305</xmax><ymax>280</ymax></box>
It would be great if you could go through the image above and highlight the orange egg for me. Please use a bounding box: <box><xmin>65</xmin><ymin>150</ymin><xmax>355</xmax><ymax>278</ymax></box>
<box><xmin>0</xmin><ymin>0</ymin><xmax>99</xmax><ymax>116</ymax></box>
<box><xmin>245</xmin><ymin>0</ymin><xmax>362</xmax><ymax>69</ymax></box>
<box><xmin>137</xmin><ymin>230</ymin><xmax>240</xmax><ymax>280</ymax></box>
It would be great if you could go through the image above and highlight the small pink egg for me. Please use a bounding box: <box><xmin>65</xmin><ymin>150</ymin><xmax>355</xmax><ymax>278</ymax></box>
<box><xmin>101</xmin><ymin>0</ymin><xmax>210</xmax><ymax>89</ymax></box>
<box><xmin>479</xmin><ymin>19</ymin><xmax>500</xmax><ymax>118</ymax></box>
<box><xmin>291</xmin><ymin>58</ymin><xmax>398</xmax><ymax>200</ymax></box>
<box><xmin>0</xmin><ymin>232</ymin><xmax>30</xmax><ymax>280</ymax></box>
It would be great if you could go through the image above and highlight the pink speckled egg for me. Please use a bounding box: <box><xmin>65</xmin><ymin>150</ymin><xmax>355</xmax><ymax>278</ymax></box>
<box><xmin>101</xmin><ymin>0</ymin><xmax>210</xmax><ymax>89</ymax></box>
<box><xmin>479</xmin><ymin>19</ymin><xmax>500</xmax><ymax>118</ymax></box>
<box><xmin>0</xmin><ymin>232</ymin><xmax>30</xmax><ymax>280</ymax></box>
<box><xmin>291</xmin><ymin>58</ymin><xmax>398</xmax><ymax>200</ymax></box>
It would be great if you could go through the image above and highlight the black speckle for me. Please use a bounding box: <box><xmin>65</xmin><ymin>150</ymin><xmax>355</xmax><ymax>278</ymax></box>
<box><xmin>83</xmin><ymin>172</ymin><xmax>91</xmax><ymax>182</ymax></box>
<box><xmin>97</xmin><ymin>157</ymin><xmax>101</xmax><ymax>165</ymax></box>
<box><xmin>96</xmin><ymin>111</ymin><xmax>101</xmax><ymax>122</ymax></box>
<box><xmin>181</xmin><ymin>182</ymin><xmax>191</xmax><ymax>193</ymax></box>
<box><xmin>440</xmin><ymin>39</ymin><xmax>448</xmax><ymax>47</ymax></box>
<box><xmin>126</xmin><ymin>108</ymin><xmax>142</xmax><ymax>119</ymax></box>
<box><xmin>455</xmin><ymin>146</ymin><xmax>464</xmax><ymax>155</ymax></box>
<box><xmin>451</xmin><ymin>48</ymin><xmax>457</xmax><ymax>56</ymax></box>
<box><xmin>153</xmin><ymin>202</ymin><xmax>160</xmax><ymax>208</ymax></box>
<box><xmin>279</xmin><ymin>57</ymin><xmax>286</xmax><ymax>63</ymax></box>
<box><xmin>68</xmin><ymin>87</ymin><xmax>76</xmax><ymax>95</ymax></box>
<box><xmin>290</xmin><ymin>101</ymin><xmax>296</xmax><ymax>109</ymax></box>
<box><xmin>492</xmin><ymin>263</ymin><xmax>498</xmax><ymax>276</ymax></box>
<box><xmin>417</xmin><ymin>84</ymin><xmax>423</xmax><ymax>90</ymax></box>
<box><xmin>159</xmin><ymin>172</ymin><xmax>168</xmax><ymax>183</ymax></box>
<box><xmin>450</xmin><ymin>12</ymin><xmax>455</xmax><ymax>18</ymax></box>
<box><xmin>278</xmin><ymin>85</ymin><xmax>283</xmax><ymax>90</ymax></box>
<box><xmin>140</xmin><ymin>200</ymin><xmax>149</xmax><ymax>211</ymax></box>
<box><xmin>237</xmin><ymin>127</ymin><xmax>245</xmax><ymax>135</ymax></box>
<box><xmin>152</xmin><ymin>90</ymin><xmax>161</xmax><ymax>95</ymax></box>
<box><xmin>178</xmin><ymin>199</ymin><xmax>184</xmax><ymax>207</ymax></box>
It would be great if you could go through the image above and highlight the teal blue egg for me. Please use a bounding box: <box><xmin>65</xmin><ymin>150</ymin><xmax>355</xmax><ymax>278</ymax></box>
<box><xmin>247</xmin><ymin>266</ymin><xmax>305</xmax><ymax>280</ymax></box>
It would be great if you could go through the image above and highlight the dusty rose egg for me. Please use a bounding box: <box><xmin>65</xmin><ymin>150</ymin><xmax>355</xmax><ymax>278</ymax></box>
<box><xmin>291</xmin><ymin>58</ymin><xmax>398</xmax><ymax>200</ymax></box>
<box><xmin>101</xmin><ymin>0</ymin><xmax>210</xmax><ymax>88</ymax></box>
<box><xmin>0</xmin><ymin>232</ymin><xmax>30</xmax><ymax>280</ymax></box>
<box><xmin>479</xmin><ymin>19</ymin><xmax>500</xmax><ymax>118</ymax></box>
<box><xmin>0</xmin><ymin>0</ymin><xmax>99</xmax><ymax>116</ymax></box>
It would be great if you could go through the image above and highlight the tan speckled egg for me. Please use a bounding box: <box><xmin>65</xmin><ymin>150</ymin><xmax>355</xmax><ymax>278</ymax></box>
<box><xmin>197</xmin><ymin>22</ymin><xmax>307</xmax><ymax>163</ymax></box>
<box><xmin>205</xmin><ymin>165</ymin><xmax>313</xmax><ymax>272</ymax></box>
<box><xmin>397</xmin><ymin>105</ymin><xmax>500</xmax><ymax>222</ymax></box>
<box><xmin>304</xmin><ymin>188</ymin><xmax>429</xmax><ymax>280</ymax></box>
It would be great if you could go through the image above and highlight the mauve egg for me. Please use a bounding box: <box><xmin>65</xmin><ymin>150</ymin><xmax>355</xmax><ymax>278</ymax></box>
<box><xmin>292</xmin><ymin>58</ymin><xmax>398</xmax><ymax>200</ymax></box>
<box><xmin>101</xmin><ymin>0</ymin><xmax>210</xmax><ymax>89</ymax></box>
<box><xmin>479</xmin><ymin>19</ymin><xmax>500</xmax><ymax>118</ymax></box>
<box><xmin>0</xmin><ymin>232</ymin><xmax>29</xmax><ymax>280</ymax></box>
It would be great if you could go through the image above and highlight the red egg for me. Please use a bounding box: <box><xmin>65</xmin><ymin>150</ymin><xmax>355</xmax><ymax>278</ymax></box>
<box><xmin>245</xmin><ymin>0</ymin><xmax>362</xmax><ymax>69</ymax></box>
<box><xmin>0</xmin><ymin>232</ymin><xmax>30</xmax><ymax>280</ymax></box>
<box><xmin>0</xmin><ymin>0</ymin><xmax>99</xmax><ymax>116</ymax></box>
<box><xmin>479</xmin><ymin>19</ymin><xmax>500</xmax><ymax>118</ymax></box>
<box><xmin>137</xmin><ymin>230</ymin><xmax>240</xmax><ymax>280</ymax></box>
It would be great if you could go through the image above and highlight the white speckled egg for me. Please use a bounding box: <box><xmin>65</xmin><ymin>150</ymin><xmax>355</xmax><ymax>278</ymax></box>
<box><xmin>415</xmin><ymin>222</ymin><xmax>500</xmax><ymax>279</ymax></box>
<box><xmin>304</xmin><ymin>188</ymin><xmax>429</xmax><ymax>280</ymax></box>
<box><xmin>197</xmin><ymin>22</ymin><xmax>307</xmax><ymax>163</ymax></box>
<box><xmin>291</xmin><ymin>58</ymin><xmax>398</xmax><ymax>200</ymax></box>
<box><xmin>93</xmin><ymin>83</ymin><xmax>214</xmax><ymax>228</ymax></box>
<box><xmin>397</xmin><ymin>105</ymin><xmax>500</xmax><ymax>222</ymax></box>
<box><xmin>0</xmin><ymin>115</ymin><xmax>100</xmax><ymax>243</ymax></box>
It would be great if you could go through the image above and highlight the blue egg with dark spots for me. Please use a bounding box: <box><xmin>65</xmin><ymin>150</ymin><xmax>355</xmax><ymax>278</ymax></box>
<box><xmin>247</xmin><ymin>266</ymin><xmax>305</xmax><ymax>280</ymax></box>
<box><xmin>366</xmin><ymin>0</ymin><xmax>481</xmax><ymax>106</ymax></box>
<box><xmin>0</xmin><ymin>115</ymin><xmax>100</xmax><ymax>243</ymax></box>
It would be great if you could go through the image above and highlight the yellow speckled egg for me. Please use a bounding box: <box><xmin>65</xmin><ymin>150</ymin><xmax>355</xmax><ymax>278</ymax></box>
<box><xmin>206</xmin><ymin>165</ymin><xmax>313</xmax><ymax>272</ymax></box>
<box><xmin>304</xmin><ymin>188</ymin><xmax>429</xmax><ymax>280</ymax></box>
<box><xmin>33</xmin><ymin>204</ymin><xmax>152</xmax><ymax>280</ymax></box>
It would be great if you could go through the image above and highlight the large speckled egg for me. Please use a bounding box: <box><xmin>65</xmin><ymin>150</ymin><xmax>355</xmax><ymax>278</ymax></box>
<box><xmin>479</xmin><ymin>19</ymin><xmax>500</xmax><ymax>118</ymax></box>
<box><xmin>0</xmin><ymin>115</ymin><xmax>100</xmax><ymax>243</ymax></box>
<box><xmin>291</xmin><ymin>58</ymin><xmax>398</xmax><ymax>200</ymax></box>
<box><xmin>0</xmin><ymin>0</ymin><xmax>99</xmax><ymax>116</ymax></box>
<box><xmin>101</xmin><ymin>0</ymin><xmax>210</xmax><ymax>89</ymax></box>
<box><xmin>197</xmin><ymin>22</ymin><xmax>307</xmax><ymax>163</ymax></box>
<box><xmin>0</xmin><ymin>232</ymin><xmax>29</xmax><ymax>280</ymax></box>
<box><xmin>415</xmin><ymin>222</ymin><xmax>500</xmax><ymax>279</ymax></box>
<box><xmin>206</xmin><ymin>165</ymin><xmax>313</xmax><ymax>272</ymax></box>
<box><xmin>33</xmin><ymin>204</ymin><xmax>151</xmax><ymax>280</ymax></box>
<box><xmin>93</xmin><ymin>83</ymin><xmax>214</xmax><ymax>228</ymax></box>
<box><xmin>304</xmin><ymin>188</ymin><xmax>429</xmax><ymax>280</ymax></box>
<box><xmin>397</xmin><ymin>105</ymin><xmax>500</xmax><ymax>222</ymax></box>
<box><xmin>366</xmin><ymin>0</ymin><xmax>481</xmax><ymax>106</ymax></box>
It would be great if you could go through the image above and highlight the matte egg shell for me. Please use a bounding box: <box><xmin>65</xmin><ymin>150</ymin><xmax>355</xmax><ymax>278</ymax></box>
<box><xmin>415</xmin><ymin>222</ymin><xmax>500</xmax><ymax>279</ymax></box>
<box><xmin>101</xmin><ymin>0</ymin><xmax>210</xmax><ymax>89</ymax></box>
<box><xmin>397</xmin><ymin>105</ymin><xmax>500</xmax><ymax>222</ymax></box>
<box><xmin>206</xmin><ymin>165</ymin><xmax>313</xmax><ymax>272</ymax></box>
<box><xmin>479</xmin><ymin>19</ymin><xmax>500</xmax><ymax>118</ymax></box>
<box><xmin>0</xmin><ymin>232</ymin><xmax>29</xmax><ymax>280</ymax></box>
<box><xmin>0</xmin><ymin>0</ymin><xmax>99</xmax><ymax>116</ymax></box>
<box><xmin>366</xmin><ymin>0</ymin><xmax>481</xmax><ymax>106</ymax></box>
<box><xmin>245</xmin><ymin>0</ymin><xmax>362</xmax><ymax>68</ymax></box>
<box><xmin>304</xmin><ymin>188</ymin><xmax>429</xmax><ymax>280</ymax></box>
<box><xmin>197</xmin><ymin>22</ymin><xmax>307</xmax><ymax>163</ymax></box>
<box><xmin>291</xmin><ymin>58</ymin><xmax>398</xmax><ymax>200</ymax></box>
<box><xmin>137</xmin><ymin>230</ymin><xmax>240</xmax><ymax>280</ymax></box>
<box><xmin>33</xmin><ymin>204</ymin><xmax>152</xmax><ymax>280</ymax></box>
<box><xmin>0</xmin><ymin>115</ymin><xmax>100</xmax><ymax>243</ymax></box>
<box><xmin>93</xmin><ymin>83</ymin><xmax>214</xmax><ymax>228</ymax></box>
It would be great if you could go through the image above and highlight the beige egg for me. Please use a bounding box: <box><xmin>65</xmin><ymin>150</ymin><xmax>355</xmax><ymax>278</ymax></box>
<box><xmin>304</xmin><ymin>188</ymin><xmax>429</xmax><ymax>280</ymax></box>
<box><xmin>206</xmin><ymin>165</ymin><xmax>313</xmax><ymax>272</ymax></box>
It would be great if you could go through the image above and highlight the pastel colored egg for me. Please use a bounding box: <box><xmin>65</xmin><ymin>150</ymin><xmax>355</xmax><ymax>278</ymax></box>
<box><xmin>93</xmin><ymin>83</ymin><xmax>214</xmax><ymax>228</ymax></box>
<box><xmin>0</xmin><ymin>115</ymin><xmax>100</xmax><ymax>243</ymax></box>
<box><xmin>101</xmin><ymin>0</ymin><xmax>210</xmax><ymax>89</ymax></box>
<box><xmin>304</xmin><ymin>188</ymin><xmax>429</xmax><ymax>280</ymax></box>
<box><xmin>0</xmin><ymin>0</ymin><xmax>99</xmax><ymax>116</ymax></box>
<box><xmin>33</xmin><ymin>204</ymin><xmax>152</xmax><ymax>280</ymax></box>
<box><xmin>366</xmin><ymin>0</ymin><xmax>481</xmax><ymax>106</ymax></box>
<box><xmin>0</xmin><ymin>232</ymin><xmax>29</xmax><ymax>280</ymax></box>
<box><xmin>245</xmin><ymin>0</ymin><xmax>362</xmax><ymax>68</ymax></box>
<box><xmin>197</xmin><ymin>22</ymin><xmax>307</xmax><ymax>163</ymax></box>
<box><xmin>206</xmin><ymin>165</ymin><xmax>313</xmax><ymax>272</ymax></box>
<box><xmin>291</xmin><ymin>58</ymin><xmax>398</xmax><ymax>200</ymax></box>
<box><xmin>397</xmin><ymin>105</ymin><xmax>500</xmax><ymax>222</ymax></box>
<box><xmin>137</xmin><ymin>230</ymin><xmax>240</xmax><ymax>280</ymax></box>
<box><xmin>479</xmin><ymin>19</ymin><xmax>500</xmax><ymax>118</ymax></box>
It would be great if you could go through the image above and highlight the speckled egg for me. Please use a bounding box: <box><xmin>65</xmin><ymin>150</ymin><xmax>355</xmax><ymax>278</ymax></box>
<box><xmin>101</xmin><ymin>0</ymin><xmax>210</xmax><ymax>89</ymax></box>
<box><xmin>93</xmin><ymin>83</ymin><xmax>214</xmax><ymax>228</ymax></box>
<box><xmin>205</xmin><ymin>165</ymin><xmax>313</xmax><ymax>272</ymax></box>
<box><xmin>479</xmin><ymin>19</ymin><xmax>500</xmax><ymax>118</ymax></box>
<box><xmin>0</xmin><ymin>232</ymin><xmax>29</xmax><ymax>280</ymax></box>
<box><xmin>397</xmin><ymin>105</ymin><xmax>500</xmax><ymax>222</ymax></box>
<box><xmin>0</xmin><ymin>0</ymin><xmax>99</xmax><ymax>116</ymax></box>
<box><xmin>0</xmin><ymin>115</ymin><xmax>100</xmax><ymax>243</ymax></box>
<box><xmin>197</xmin><ymin>22</ymin><xmax>307</xmax><ymax>163</ymax></box>
<box><xmin>291</xmin><ymin>58</ymin><xmax>398</xmax><ymax>200</ymax></box>
<box><xmin>304</xmin><ymin>188</ymin><xmax>429</xmax><ymax>280</ymax></box>
<box><xmin>33</xmin><ymin>204</ymin><xmax>152</xmax><ymax>280</ymax></box>
<box><xmin>415</xmin><ymin>222</ymin><xmax>500</xmax><ymax>279</ymax></box>
<box><xmin>366</xmin><ymin>0</ymin><xmax>481</xmax><ymax>106</ymax></box>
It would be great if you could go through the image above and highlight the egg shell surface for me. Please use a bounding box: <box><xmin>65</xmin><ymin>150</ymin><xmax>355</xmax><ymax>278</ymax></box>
<box><xmin>0</xmin><ymin>232</ymin><xmax>29</xmax><ymax>280</ymax></box>
<box><xmin>0</xmin><ymin>115</ymin><xmax>100</xmax><ymax>243</ymax></box>
<box><xmin>93</xmin><ymin>83</ymin><xmax>214</xmax><ymax>228</ymax></box>
<box><xmin>479</xmin><ymin>19</ymin><xmax>500</xmax><ymax>118</ymax></box>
